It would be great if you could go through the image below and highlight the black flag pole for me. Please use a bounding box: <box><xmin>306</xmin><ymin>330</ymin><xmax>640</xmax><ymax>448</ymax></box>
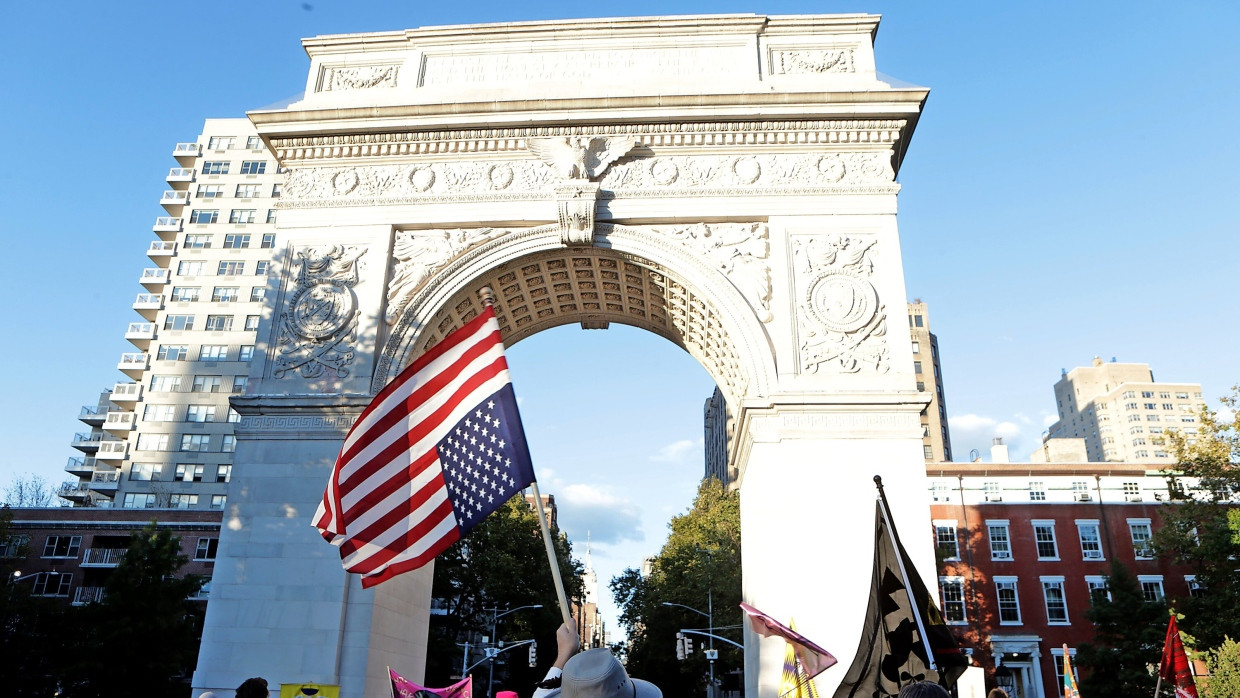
<box><xmin>873</xmin><ymin>475</ymin><xmax>938</xmax><ymax>675</ymax></box>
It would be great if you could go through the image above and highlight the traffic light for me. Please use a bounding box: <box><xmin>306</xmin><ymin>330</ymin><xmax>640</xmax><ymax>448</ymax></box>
<box><xmin>684</xmin><ymin>636</ymin><xmax>694</xmax><ymax>654</ymax></box>
<box><xmin>676</xmin><ymin>633</ymin><xmax>686</xmax><ymax>661</ymax></box>
<box><xmin>528</xmin><ymin>640</ymin><xmax>538</xmax><ymax>667</ymax></box>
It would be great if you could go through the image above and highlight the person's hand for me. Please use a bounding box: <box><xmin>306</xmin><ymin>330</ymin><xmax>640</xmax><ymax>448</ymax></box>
<box><xmin>554</xmin><ymin>622</ymin><xmax>581</xmax><ymax>668</ymax></box>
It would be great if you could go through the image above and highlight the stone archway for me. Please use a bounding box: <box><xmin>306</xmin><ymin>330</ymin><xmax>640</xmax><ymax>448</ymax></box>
<box><xmin>193</xmin><ymin>14</ymin><xmax>935</xmax><ymax>698</ymax></box>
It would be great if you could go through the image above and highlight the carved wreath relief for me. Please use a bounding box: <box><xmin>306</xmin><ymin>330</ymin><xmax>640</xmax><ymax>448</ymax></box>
<box><xmin>793</xmin><ymin>234</ymin><xmax>888</xmax><ymax>374</ymax></box>
<box><xmin>274</xmin><ymin>245</ymin><xmax>367</xmax><ymax>379</ymax></box>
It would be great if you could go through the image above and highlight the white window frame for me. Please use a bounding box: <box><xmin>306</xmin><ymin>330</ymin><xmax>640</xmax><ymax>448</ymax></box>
<box><xmin>1040</xmin><ymin>575</ymin><xmax>1070</xmax><ymax>625</ymax></box>
<box><xmin>1033</xmin><ymin>520</ymin><xmax>1060</xmax><ymax>561</ymax></box>
<box><xmin>1129</xmin><ymin>518</ymin><xmax>1155</xmax><ymax>559</ymax></box>
<box><xmin>1085</xmin><ymin>575</ymin><xmax>1110</xmax><ymax>603</ymax></box>
<box><xmin>994</xmin><ymin>576</ymin><xmax>1021</xmax><ymax>625</ymax></box>
<box><xmin>1138</xmin><ymin>575</ymin><xmax>1165</xmax><ymax>602</ymax></box>
<box><xmin>1075</xmin><ymin>519</ymin><xmax>1104</xmax><ymax>561</ymax></box>
<box><xmin>939</xmin><ymin>576</ymin><xmax>967</xmax><ymax>625</ymax></box>
<box><xmin>934</xmin><ymin>520</ymin><xmax>959</xmax><ymax>561</ymax></box>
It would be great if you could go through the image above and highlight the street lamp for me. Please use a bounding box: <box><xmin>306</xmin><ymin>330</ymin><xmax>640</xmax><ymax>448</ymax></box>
<box><xmin>10</xmin><ymin>570</ymin><xmax>58</xmax><ymax>584</ymax></box>
<box><xmin>483</xmin><ymin>604</ymin><xmax>543</xmax><ymax>698</ymax></box>
<box><xmin>662</xmin><ymin>598</ymin><xmax>716</xmax><ymax>697</ymax></box>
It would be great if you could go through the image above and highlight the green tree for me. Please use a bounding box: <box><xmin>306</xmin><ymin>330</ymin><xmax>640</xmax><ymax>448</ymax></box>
<box><xmin>1202</xmin><ymin>636</ymin><xmax>1240</xmax><ymax>698</ymax></box>
<box><xmin>61</xmin><ymin>521</ymin><xmax>205</xmax><ymax>698</ymax></box>
<box><xmin>610</xmin><ymin>478</ymin><xmax>742</xmax><ymax>698</ymax></box>
<box><xmin>0</xmin><ymin>506</ymin><xmax>71</xmax><ymax>696</ymax></box>
<box><xmin>1154</xmin><ymin>387</ymin><xmax>1240</xmax><ymax>649</ymax></box>
<box><xmin>424</xmin><ymin>495</ymin><xmax>582</xmax><ymax>693</ymax></box>
<box><xmin>1075</xmin><ymin>561</ymin><xmax>1167</xmax><ymax>696</ymax></box>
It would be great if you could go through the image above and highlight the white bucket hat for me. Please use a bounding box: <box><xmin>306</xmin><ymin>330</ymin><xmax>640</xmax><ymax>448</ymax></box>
<box><xmin>561</xmin><ymin>648</ymin><xmax>662</xmax><ymax>698</ymax></box>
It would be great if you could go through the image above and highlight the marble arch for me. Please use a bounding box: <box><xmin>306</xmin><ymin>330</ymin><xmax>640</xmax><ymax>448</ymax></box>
<box><xmin>193</xmin><ymin>14</ymin><xmax>936</xmax><ymax>698</ymax></box>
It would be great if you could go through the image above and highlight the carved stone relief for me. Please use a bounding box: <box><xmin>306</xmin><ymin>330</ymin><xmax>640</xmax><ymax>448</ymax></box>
<box><xmin>770</xmin><ymin>48</ymin><xmax>856</xmax><ymax>75</ymax></box>
<box><xmin>386</xmin><ymin>228</ymin><xmax>510</xmax><ymax>324</ymax></box>
<box><xmin>319</xmin><ymin>64</ymin><xmax>400</xmax><ymax>92</ymax></box>
<box><xmin>274</xmin><ymin>245</ymin><xmax>368</xmax><ymax>379</ymax></box>
<box><xmin>599</xmin><ymin>151</ymin><xmax>894</xmax><ymax>193</ymax></box>
<box><xmin>792</xmin><ymin>234</ymin><xmax>888</xmax><ymax>374</ymax></box>
<box><xmin>648</xmin><ymin>223</ymin><xmax>772</xmax><ymax>323</ymax></box>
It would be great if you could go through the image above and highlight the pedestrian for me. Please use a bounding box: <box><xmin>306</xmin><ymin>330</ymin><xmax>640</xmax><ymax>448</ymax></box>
<box><xmin>986</xmin><ymin>689</ymin><xmax>1010</xmax><ymax>698</ymax></box>
<box><xmin>897</xmin><ymin>681</ymin><xmax>950</xmax><ymax>698</ymax></box>
<box><xmin>236</xmin><ymin>677</ymin><xmax>271</xmax><ymax>698</ymax></box>
<box><xmin>532</xmin><ymin>623</ymin><xmax>661</xmax><ymax>697</ymax></box>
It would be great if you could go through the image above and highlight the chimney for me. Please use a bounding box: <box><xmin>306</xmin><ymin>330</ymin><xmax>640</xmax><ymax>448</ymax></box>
<box><xmin>991</xmin><ymin>437</ymin><xmax>1010</xmax><ymax>464</ymax></box>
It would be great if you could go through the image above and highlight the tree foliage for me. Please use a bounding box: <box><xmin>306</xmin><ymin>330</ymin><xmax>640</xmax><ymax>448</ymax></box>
<box><xmin>1074</xmin><ymin>561</ymin><xmax>1167</xmax><ymax>696</ymax></box>
<box><xmin>610</xmin><ymin>478</ymin><xmax>742</xmax><ymax>697</ymax></box>
<box><xmin>1154</xmin><ymin>387</ymin><xmax>1240</xmax><ymax>650</ymax></box>
<box><xmin>424</xmin><ymin>495</ymin><xmax>582</xmax><ymax>693</ymax></box>
<box><xmin>1202</xmin><ymin>637</ymin><xmax>1240</xmax><ymax>698</ymax></box>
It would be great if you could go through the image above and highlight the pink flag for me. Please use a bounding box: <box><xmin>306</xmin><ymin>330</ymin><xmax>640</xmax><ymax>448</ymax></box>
<box><xmin>389</xmin><ymin>668</ymin><xmax>472</xmax><ymax>698</ymax></box>
<box><xmin>740</xmin><ymin>602</ymin><xmax>838</xmax><ymax>679</ymax></box>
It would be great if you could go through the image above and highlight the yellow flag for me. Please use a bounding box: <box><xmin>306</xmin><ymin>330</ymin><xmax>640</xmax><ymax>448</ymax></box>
<box><xmin>778</xmin><ymin>619</ymin><xmax>821</xmax><ymax>698</ymax></box>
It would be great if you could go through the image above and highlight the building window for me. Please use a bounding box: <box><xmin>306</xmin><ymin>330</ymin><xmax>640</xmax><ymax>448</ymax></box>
<box><xmin>1139</xmin><ymin>576</ymin><xmax>1165</xmax><ymax>602</ymax></box>
<box><xmin>1072</xmin><ymin>481</ymin><xmax>1091</xmax><ymax>501</ymax></box>
<box><xmin>201</xmin><ymin>161</ymin><xmax>229</xmax><ymax>175</ymax></box>
<box><xmin>1029</xmin><ymin>481</ymin><xmax>1046</xmax><ymax>501</ymax></box>
<box><xmin>32</xmin><ymin>572</ymin><xmax>72</xmax><ymax>597</ymax></box>
<box><xmin>984</xmin><ymin>481</ymin><xmax>1002</xmax><ymax>502</ymax></box>
<box><xmin>271</xmin><ymin>183</ymin><xmax>282</xmax><ymax>198</ymax></box>
<box><xmin>135</xmin><ymin>434</ymin><xmax>169</xmax><ymax>452</ymax></box>
<box><xmin>208</xmin><ymin>136</ymin><xmax>235</xmax><ymax>150</ymax></box>
<box><xmin>923</xmin><ymin>444</ymin><xmax>933</xmax><ymax>459</ymax></box>
<box><xmin>240</xmin><ymin>160</ymin><xmax>266</xmax><ymax>174</ymax></box>
<box><xmin>254</xmin><ymin>261</ymin><xmax>269</xmax><ymax>276</ymax></box>
<box><xmin>995</xmin><ymin>578</ymin><xmax>1021</xmax><ymax>624</ymax></box>
<box><xmin>157</xmin><ymin>345</ymin><xmax>189</xmax><ymax>361</ymax></box>
<box><xmin>1129</xmin><ymin>520</ymin><xmax>1154</xmax><ymax>559</ymax></box>
<box><xmin>204</xmin><ymin>315</ymin><xmax>233</xmax><ymax>331</ymax></box>
<box><xmin>236</xmin><ymin>184</ymin><xmax>262</xmax><ymax>198</ymax></box>
<box><xmin>122</xmin><ymin>493</ymin><xmax>157</xmax><ymax>508</ymax></box>
<box><xmin>1186</xmin><ymin>576</ymin><xmax>1205</xmax><ymax>598</ymax></box>
<box><xmin>175</xmin><ymin>463</ymin><xmax>205</xmax><ymax>482</ymax></box>
<box><xmin>216</xmin><ymin>464</ymin><xmax>232</xmax><ymax>483</ymax></box>
<box><xmin>143</xmin><ymin>404</ymin><xmax>176</xmax><ymax>422</ymax></box>
<box><xmin>246</xmin><ymin>135</ymin><xmax>262</xmax><ymax>149</ymax></box>
<box><xmin>939</xmin><ymin>577</ymin><xmax>966</xmax><ymax>624</ymax></box>
<box><xmin>249</xmin><ymin>287</ymin><xmax>265</xmax><ymax>302</ymax></box>
<box><xmin>917</xmin><ymin>381</ymin><xmax>926</xmax><ymax>392</ymax></box>
<box><xmin>218</xmin><ymin>261</ymin><xmax>245</xmax><ymax>276</ymax></box>
<box><xmin>1085</xmin><ymin>576</ymin><xmax>1110</xmax><ymax>603</ymax></box>
<box><xmin>222</xmin><ymin>435</ymin><xmax>237</xmax><ymax>452</ymax></box>
<box><xmin>1052</xmin><ymin>648</ymin><xmax>1079</xmax><ymax>691</ymax></box>
<box><xmin>169</xmin><ymin>494</ymin><xmax>198</xmax><ymax>509</ymax></box>
<box><xmin>231</xmin><ymin>376</ymin><xmax>246</xmax><ymax>393</ymax></box>
<box><xmin>164</xmin><ymin>314</ymin><xmax>194</xmax><ymax>331</ymax></box>
<box><xmin>184</xmin><ymin>233</ymin><xmax>212</xmax><ymax>248</ymax></box>
<box><xmin>228</xmin><ymin>210</ymin><xmax>256</xmax><ymax>225</ymax></box>
<box><xmin>228</xmin><ymin>407</ymin><xmax>241</xmax><ymax>423</ymax></box>
<box><xmin>195</xmin><ymin>538</ymin><xmax>220</xmax><ymax>561</ymax></box>
<box><xmin>1041</xmin><ymin>577</ymin><xmax>1069</xmax><ymax>624</ymax></box>
<box><xmin>1033</xmin><ymin>521</ymin><xmax>1059</xmax><ymax>560</ymax></box>
<box><xmin>935</xmin><ymin>523</ymin><xmax>959</xmax><ymax>560</ymax></box>
<box><xmin>239</xmin><ymin>345</ymin><xmax>255</xmax><ymax>362</ymax></box>
<box><xmin>1123</xmin><ymin>482</ymin><xmax>1141</xmax><ymax>500</ymax></box>
<box><xmin>181</xmin><ymin>434</ymin><xmax>212</xmax><ymax>452</ymax></box>
<box><xmin>211</xmin><ymin>287</ymin><xmax>239</xmax><ymax>303</ymax></box>
<box><xmin>0</xmin><ymin>535</ymin><xmax>29</xmax><ymax>558</ymax></box>
<box><xmin>913</xmin><ymin>361</ymin><xmax>923</xmax><ymax>374</ymax></box>
<box><xmin>189</xmin><ymin>209</ymin><xmax>219</xmax><ymax>224</ymax></box>
<box><xmin>186</xmin><ymin>405</ymin><xmax>217</xmax><ymax>423</ymax></box>
<box><xmin>199</xmin><ymin>344</ymin><xmax>228</xmax><ymax>361</ymax></box>
<box><xmin>244</xmin><ymin>315</ymin><xmax>260</xmax><ymax>331</ymax></box>
<box><xmin>223</xmin><ymin>234</ymin><xmax>251</xmax><ymax>250</ymax></box>
<box><xmin>192</xmin><ymin>375</ymin><xmax>223</xmax><ymax>393</ymax></box>
<box><xmin>171</xmin><ymin>286</ymin><xmax>200</xmax><ymax>301</ymax></box>
<box><xmin>196</xmin><ymin>184</ymin><xmax>224</xmax><ymax>198</ymax></box>
<box><xmin>987</xmin><ymin>521</ymin><xmax>1012</xmax><ymax>560</ymax></box>
<box><xmin>149</xmin><ymin>375</ymin><xmax>182</xmax><ymax>392</ymax></box>
<box><xmin>266</xmin><ymin>209</ymin><xmax>277</xmax><ymax>224</ymax></box>
<box><xmin>211</xmin><ymin>495</ymin><xmax>227</xmax><ymax>510</ymax></box>
<box><xmin>1077</xmin><ymin>520</ymin><xmax>1104</xmax><ymax>560</ymax></box>
<box><xmin>260</xmin><ymin>233</ymin><xmax>276</xmax><ymax>248</ymax></box>
<box><xmin>178</xmin><ymin>260</ymin><xmax>207</xmax><ymax>277</ymax></box>
<box><xmin>42</xmin><ymin>535</ymin><xmax>82</xmax><ymax>558</ymax></box>
<box><xmin>911</xmin><ymin>341</ymin><xmax>920</xmax><ymax>354</ymax></box>
<box><xmin>930</xmin><ymin>482</ymin><xmax>949</xmax><ymax>502</ymax></box>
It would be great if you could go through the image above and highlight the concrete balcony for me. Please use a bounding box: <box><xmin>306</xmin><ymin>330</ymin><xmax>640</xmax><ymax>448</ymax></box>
<box><xmin>117</xmin><ymin>352</ymin><xmax>149</xmax><ymax>378</ymax></box>
<box><xmin>95</xmin><ymin>440</ymin><xmax>128</xmax><ymax>461</ymax></box>
<box><xmin>87</xmin><ymin>471</ymin><xmax>120</xmax><ymax>493</ymax></box>
<box><xmin>173</xmin><ymin>142</ymin><xmax>201</xmax><ymax>163</ymax></box>
<box><xmin>160</xmin><ymin>190</ymin><xmax>189</xmax><ymax>212</ymax></box>
<box><xmin>167</xmin><ymin>167</ymin><xmax>195</xmax><ymax>187</ymax></box>
<box><xmin>81</xmin><ymin>547</ymin><xmax>127</xmax><ymax>567</ymax></box>
<box><xmin>153</xmin><ymin>217</ymin><xmax>182</xmax><ymax>235</ymax></box>
<box><xmin>125</xmin><ymin>322</ymin><xmax>156</xmax><ymax>349</ymax></box>
<box><xmin>65</xmin><ymin>457</ymin><xmax>95</xmax><ymax>477</ymax></box>
<box><xmin>71</xmin><ymin>432</ymin><xmax>102</xmax><ymax>452</ymax></box>
<box><xmin>59</xmin><ymin>482</ymin><xmax>93</xmax><ymax>503</ymax></box>
<box><xmin>132</xmin><ymin>293</ymin><xmax>163</xmax><ymax>321</ymax></box>
<box><xmin>103</xmin><ymin>411</ymin><xmax>135</xmax><ymax>435</ymax></box>
<box><xmin>72</xmin><ymin>586</ymin><xmax>106</xmax><ymax>606</ymax></box>
<box><xmin>111</xmin><ymin>382</ymin><xmax>142</xmax><ymax>403</ymax></box>
<box><xmin>78</xmin><ymin>405</ymin><xmax>107</xmax><ymax>427</ymax></box>
<box><xmin>147</xmin><ymin>240</ymin><xmax>177</xmax><ymax>261</ymax></box>
<box><xmin>139</xmin><ymin>268</ymin><xmax>170</xmax><ymax>289</ymax></box>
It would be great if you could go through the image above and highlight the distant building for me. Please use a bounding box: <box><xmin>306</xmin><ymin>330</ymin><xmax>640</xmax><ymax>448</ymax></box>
<box><xmin>572</xmin><ymin>535</ymin><xmax>608</xmax><ymax>649</ymax></box>
<box><xmin>703</xmin><ymin>388</ymin><xmax>736</xmax><ymax>486</ymax></box>
<box><xmin>2</xmin><ymin>507</ymin><xmax>221</xmax><ymax>605</ymax></box>
<box><xmin>909</xmin><ymin>301</ymin><xmax>952</xmax><ymax>462</ymax></box>
<box><xmin>1042</xmin><ymin>357</ymin><xmax>1205</xmax><ymax>463</ymax></box>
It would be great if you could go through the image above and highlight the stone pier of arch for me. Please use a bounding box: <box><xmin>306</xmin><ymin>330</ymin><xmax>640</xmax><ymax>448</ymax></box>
<box><xmin>192</xmin><ymin>15</ymin><xmax>934</xmax><ymax>698</ymax></box>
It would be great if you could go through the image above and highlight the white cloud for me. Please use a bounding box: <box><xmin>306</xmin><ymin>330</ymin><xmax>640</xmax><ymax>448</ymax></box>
<box><xmin>555</xmin><ymin>483</ymin><xmax>644</xmax><ymax>545</ymax></box>
<box><xmin>995</xmin><ymin>421</ymin><xmax>1021</xmax><ymax>440</ymax></box>
<box><xmin>1043</xmin><ymin>413</ymin><xmax>1059</xmax><ymax>428</ymax></box>
<box><xmin>650</xmin><ymin>438</ymin><xmax>698</xmax><ymax>463</ymax></box>
<box><xmin>949</xmin><ymin>413</ymin><xmax>999</xmax><ymax>432</ymax></box>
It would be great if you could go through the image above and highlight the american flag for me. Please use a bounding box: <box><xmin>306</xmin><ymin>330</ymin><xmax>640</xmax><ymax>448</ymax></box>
<box><xmin>313</xmin><ymin>305</ymin><xmax>536</xmax><ymax>588</ymax></box>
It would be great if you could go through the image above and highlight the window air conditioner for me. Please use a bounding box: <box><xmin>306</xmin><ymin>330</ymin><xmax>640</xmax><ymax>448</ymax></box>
<box><xmin>1075</xmin><ymin>492</ymin><xmax>1092</xmax><ymax>502</ymax></box>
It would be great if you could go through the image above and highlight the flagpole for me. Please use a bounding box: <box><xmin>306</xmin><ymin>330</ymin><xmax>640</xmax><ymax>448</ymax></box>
<box><xmin>478</xmin><ymin>286</ymin><xmax>573</xmax><ymax>626</ymax></box>
<box><xmin>873</xmin><ymin>475</ymin><xmax>938</xmax><ymax>674</ymax></box>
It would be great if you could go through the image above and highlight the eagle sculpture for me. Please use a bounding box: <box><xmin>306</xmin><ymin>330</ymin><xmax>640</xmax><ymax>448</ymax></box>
<box><xmin>526</xmin><ymin>136</ymin><xmax>638</xmax><ymax>180</ymax></box>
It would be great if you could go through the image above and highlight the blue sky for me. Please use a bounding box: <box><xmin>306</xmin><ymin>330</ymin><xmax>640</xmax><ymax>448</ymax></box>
<box><xmin>2</xmin><ymin>1</ymin><xmax>1238</xmax><ymax>630</ymax></box>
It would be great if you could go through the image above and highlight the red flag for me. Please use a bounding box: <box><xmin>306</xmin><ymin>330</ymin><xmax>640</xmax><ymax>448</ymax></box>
<box><xmin>740</xmin><ymin>602</ymin><xmax>838</xmax><ymax>679</ymax></box>
<box><xmin>1160</xmin><ymin>614</ymin><xmax>1199</xmax><ymax>698</ymax></box>
<box><xmin>314</xmin><ymin>305</ymin><xmax>536</xmax><ymax>588</ymax></box>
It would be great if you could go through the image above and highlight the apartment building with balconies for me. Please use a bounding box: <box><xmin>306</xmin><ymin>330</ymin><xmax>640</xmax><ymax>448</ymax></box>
<box><xmin>61</xmin><ymin>118</ymin><xmax>283</xmax><ymax>511</ymax></box>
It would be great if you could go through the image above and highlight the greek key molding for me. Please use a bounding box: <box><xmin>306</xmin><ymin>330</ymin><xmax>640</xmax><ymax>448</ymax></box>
<box><xmin>792</xmin><ymin>233</ymin><xmax>889</xmax><ymax>374</ymax></box>
<box><xmin>268</xmin><ymin>119</ymin><xmax>906</xmax><ymax>163</ymax></box>
<box><xmin>237</xmin><ymin>414</ymin><xmax>359</xmax><ymax>439</ymax></box>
